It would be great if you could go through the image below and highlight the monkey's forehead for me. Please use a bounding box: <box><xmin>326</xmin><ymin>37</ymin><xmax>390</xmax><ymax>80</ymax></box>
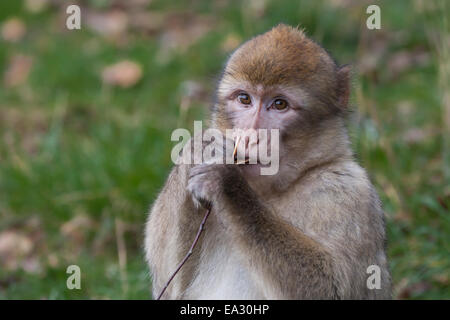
<box><xmin>223</xmin><ymin>24</ymin><xmax>334</xmax><ymax>87</ymax></box>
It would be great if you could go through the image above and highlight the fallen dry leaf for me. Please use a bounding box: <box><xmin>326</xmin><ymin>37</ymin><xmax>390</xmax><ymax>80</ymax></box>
<box><xmin>3</xmin><ymin>54</ymin><xmax>33</xmax><ymax>87</ymax></box>
<box><xmin>61</xmin><ymin>213</ymin><xmax>95</xmax><ymax>244</ymax></box>
<box><xmin>102</xmin><ymin>60</ymin><xmax>142</xmax><ymax>88</ymax></box>
<box><xmin>329</xmin><ymin>0</ymin><xmax>367</xmax><ymax>8</ymax></box>
<box><xmin>387</xmin><ymin>49</ymin><xmax>430</xmax><ymax>78</ymax></box>
<box><xmin>0</xmin><ymin>231</ymin><xmax>33</xmax><ymax>270</ymax></box>
<box><xmin>0</xmin><ymin>217</ymin><xmax>44</xmax><ymax>274</ymax></box>
<box><xmin>393</xmin><ymin>210</ymin><xmax>412</xmax><ymax>222</ymax></box>
<box><xmin>246</xmin><ymin>0</ymin><xmax>268</xmax><ymax>18</ymax></box>
<box><xmin>1</xmin><ymin>17</ymin><xmax>26</xmax><ymax>42</ymax></box>
<box><xmin>221</xmin><ymin>33</ymin><xmax>242</xmax><ymax>52</ymax></box>
<box><xmin>113</xmin><ymin>0</ymin><xmax>152</xmax><ymax>8</ymax></box>
<box><xmin>397</xmin><ymin>281</ymin><xmax>433</xmax><ymax>299</ymax></box>
<box><xmin>24</xmin><ymin>0</ymin><xmax>49</xmax><ymax>14</ymax></box>
<box><xmin>156</xmin><ymin>12</ymin><xmax>214</xmax><ymax>64</ymax></box>
<box><xmin>128</xmin><ymin>11</ymin><xmax>166</xmax><ymax>34</ymax></box>
<box><xmin>0</xmin><ymin>231</ymin><xmax>33</xmax><ymax>256</ymax></box>
<box><xmin>433</xmin><ymin>273</ymin><xmax>449</xmax><ymax>286</ymax></box>
<box><xmin>402</xmin><ymin>127</ymin><xmax>435</xmax><ymax>144</ymax></box>
<box><xmin>47</xmin><ymin>253</ymin><xmax>59</xmax><ymax>268</ymax></box>
<box><xmin>86</xmin><ymin>10</ymin><xmax>128</xmax><ymax>38</ymax></box>
<box><xmin>396</xmin><ymin>100</ymin><xmax>416</xmax><ymax>118</ymax></box>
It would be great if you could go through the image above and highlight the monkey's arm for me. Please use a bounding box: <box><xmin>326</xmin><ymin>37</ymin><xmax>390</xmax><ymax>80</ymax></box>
<box><xmin>224</xmin><ymin>168</ymin><xmax>339</xmax><ymax>299</ymax></box>
<box><xmin>145</xmin><ymin>164</ymin><xmax>204</xmax><ymax>299</ymax></box>
<box><xmin>188</xmin><ymin>164</ymin><xmax>339</xmax><ymax>299</ymax></box>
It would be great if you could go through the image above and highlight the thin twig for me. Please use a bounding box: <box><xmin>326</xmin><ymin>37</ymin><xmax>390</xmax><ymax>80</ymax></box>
<box><xmin>233</xmin><ymin>135</ymin><xmax>241</xmax><ymax>158</ymax></box>
<box><xmin>156</xmin><ymin>207</ymin><xmax>212</xmax><ymax>300</ymax></box>
<box><xmin>233</xmin><ymin>135</ymin><xmax>249</xmax><ymax>164</ymax></box>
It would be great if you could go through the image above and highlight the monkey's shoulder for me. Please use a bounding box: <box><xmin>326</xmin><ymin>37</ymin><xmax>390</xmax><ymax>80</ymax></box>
<box><xmin>161</xmin><ymin>163</ymin><xmax>192</xmax><ymax>190</ymax></box>
<box><xmin>279</xmin><ymin>161</ymin><xmax>382</xmax><ymax>221</ymax></box>
<box><xmin>272</xmin><ymin>161</ymin><xmax>384</xmax><ymax>247</ymax></box>
<box><xmin>149</xmin><ymin>164</ymin><xmax>193</xmax><ymax>216</ymax></box>
<box><xmin>303</xmin><ymin>160</ymin><xmax>373</xmax><ymax>196</ymax></box>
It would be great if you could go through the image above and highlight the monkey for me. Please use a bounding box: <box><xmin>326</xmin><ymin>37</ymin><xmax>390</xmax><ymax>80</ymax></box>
<box><xmin>145</xmin><ymin>24</ymin><xmax>391</xmax><ymax>299</ymax></box>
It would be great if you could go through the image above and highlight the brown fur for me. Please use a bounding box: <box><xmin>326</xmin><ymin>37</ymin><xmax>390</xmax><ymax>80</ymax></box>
<box><xmin>145</xmin><ymin>24</ymin><xmax>391</xmax><ymax>299</ymax></box>
<box><xmin>225</xmin><ymin>25</ymin><xmax>328</xmax><ymax>85</ymax></box>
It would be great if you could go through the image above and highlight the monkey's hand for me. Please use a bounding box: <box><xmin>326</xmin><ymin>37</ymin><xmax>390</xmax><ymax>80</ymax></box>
<box><xmin>187</xmin><ymin>163</ymin><xmax>237</xmax><ymax>210</ymax></box>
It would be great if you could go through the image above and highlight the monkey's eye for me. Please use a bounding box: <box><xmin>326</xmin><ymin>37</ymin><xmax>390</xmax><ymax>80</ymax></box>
<box><xmin>272</xmin><ymin>99</ymin><xmax>288</xmax><ymax>111</ymax></box>
<box><xmin>238</xmin><ymin>93</ymin><xmax>251</xmax><ymax>105</ymax></box>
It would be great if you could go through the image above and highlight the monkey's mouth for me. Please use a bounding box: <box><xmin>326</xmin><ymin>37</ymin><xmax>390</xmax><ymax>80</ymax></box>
<box><xmin>232</xmin><ymin>135</ymin><xmax>268</xmax><ymax>165</ymax></box>
<box><xmin>233</xmin><ymin>152</ymin><xmax>267</xmax><ymax>166</ymax></box>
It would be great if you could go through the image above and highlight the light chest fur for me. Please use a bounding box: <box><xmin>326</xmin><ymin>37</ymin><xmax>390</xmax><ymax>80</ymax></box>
<box><xmin>183</xmin><ymin>213</ymin><xmax>265</xmax><ymax>299</ymax></box>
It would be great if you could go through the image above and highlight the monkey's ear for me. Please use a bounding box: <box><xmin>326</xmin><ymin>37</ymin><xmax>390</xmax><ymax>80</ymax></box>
<box><xmin>337</xmin><ymin>65</ymin><xmax>351</xmax><ymax>109</ymax></box>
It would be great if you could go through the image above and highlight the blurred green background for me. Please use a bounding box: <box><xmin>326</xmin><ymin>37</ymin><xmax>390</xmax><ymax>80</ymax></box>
<box><xmin>0</xmin><ymin>0</ymin><xmax>448</xmax><ymax>299</ymax></box>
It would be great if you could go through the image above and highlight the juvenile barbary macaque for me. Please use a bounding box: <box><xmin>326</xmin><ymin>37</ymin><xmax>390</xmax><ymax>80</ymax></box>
<box><xmin>145</xmin><ymin>24</ymin><xmax>391</xmax><ymax>299</ymax></box>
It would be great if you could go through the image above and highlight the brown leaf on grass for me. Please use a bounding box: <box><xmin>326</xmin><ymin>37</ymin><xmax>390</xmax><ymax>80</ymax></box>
<box><xmin>393</xmin><ymin>210</ymin><xmax>412</xmax><ymax>223</ymax></box>
<box><xmin>329</xmin><ymin>0</ymin><xmax>364</xmax><ymax>7</ymax></box>
<box><xmin>221</xmin><ymin>33</ymin><xmax>242</xmax><ymax>53</ymax></box>
<box><xmin>357</xmin><ymin>28</ymin><xmax>419</xmax><ymax>80</ymax></box>
<box><xmin>156</xmin><ymin>12</ymin><xmax>214</xmax><ymax>63</ymax></box>
<box><xmin>0</xmin><ymin>217</ymin><xmax>45</xmax><ymax>274</ymax></box>
<box><xmin>47</xmin><ymin>253</ymin><xmax>59</xmax><ymax>268</ymax></box>
<box><xmin>396</xmin><ymin>100</ymin><xmax>416</xmax><ymax>118</ymax></box>
<box><xmin>433</xmin><ymin>273</ymin><xmax>449</xmax><ymax>286</ymax></box>
<box><xmin>397</xmin><ymin>281</ymin><xmax>433</xmax><ymax>299</ymax></box>
<box><xmin>0</xmin><ymin>231</ymin><xmax>41</xmax><ymax>273</ymax></box>
<box><xmin>61</xmin><ymin>213</ymin><xmax>95</xmax><ymax>245</ymax></box>
<box><xmin>1</xmin><ymin>17</ymin><xmax>26</xmax><ymax>42</ymax></box>
<box><xmin>102</xmin><ymin>60</ymin><xmax>142</xmax><ymax>88</ymax></box>
<box><xmin>0</xmin><ymin>232</ymin><xmax>33</xmax><ymax>261</ymax></box>
<box><xmin>128</xmin><ymin>11</ymin><xmax>166</xmax><ymax>34</ymax></box>
<box><xmin>3</xmin><ymin>54</ymin><xmax>33</xmax><ymax>87</ymax></box>
<box><xmin>387</xmin><ymin>48</ymin><xmax>430</xmax><ymax>78</ymax></box>
<box><xmin>402</xmin><ymin>127</ymin><xmax>435</xmax><ymax>144</ymax></box>
<box><xmin>24</xmin><ymin>0</ymin><xmax>49</xmax><ymax>14</ymax></box>
<box><xmin>112</xmin><ymin>0</ymin><xmax>152</xmax><ymax>8</ymax></box>
<box><xmin>86</xmin><ymin>10</ymin><xmax>128</xmax><ymax>38</ymax></box>
<box><xmin>246</xmin><ymin>0</ymin><xmax>268</xmax><ymax>18</ymax></box>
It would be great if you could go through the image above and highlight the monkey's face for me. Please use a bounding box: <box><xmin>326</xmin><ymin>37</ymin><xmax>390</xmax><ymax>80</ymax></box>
<box><xmin>213</xmin><ymin>25</ymin><xmax>348</xmax><ymax>177</ymax></box>
<box><xmin>216</xmin><ymin>79</ymin><xmax>313</xmax><ymax>176</ymax></box>
<box><xmin>217</xmin><ymin>81</ymin><xmax>311</xmax><ymax>176</ymax></box>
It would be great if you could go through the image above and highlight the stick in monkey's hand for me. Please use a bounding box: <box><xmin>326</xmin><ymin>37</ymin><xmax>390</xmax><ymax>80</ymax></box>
<box><xmin>233</xmin><ymin>135</ymin><xmax>249</xmax><ymax>165</ymax></box>
<box><xmin>156</xmin><ymin>206</ymin><xmax>211</xmax><ymax>300</ymax></box>
<box><xmin>156</xmin><ymin>135</ymin><xmax>246</xmax><ymax>300</ymax></box>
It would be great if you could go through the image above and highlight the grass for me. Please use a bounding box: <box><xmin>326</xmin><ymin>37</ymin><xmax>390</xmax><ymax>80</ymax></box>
<box><xmin>0</xmin><ymin>0</ymin><xmax>448</xmax><ymax>299</ymax></box>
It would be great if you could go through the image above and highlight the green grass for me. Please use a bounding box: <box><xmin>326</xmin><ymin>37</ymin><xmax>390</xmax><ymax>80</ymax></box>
<box><xmin>0</xmin><ymin>0</ymin><xmax>448</xmax><ymax>299</ymax></box>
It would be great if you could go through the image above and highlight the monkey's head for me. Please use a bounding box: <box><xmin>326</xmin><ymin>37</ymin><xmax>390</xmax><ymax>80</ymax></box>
<box><xmin>212</xmin><ymin>24</ymin><xmax>352</xmax><ymax>183</ymax></box>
